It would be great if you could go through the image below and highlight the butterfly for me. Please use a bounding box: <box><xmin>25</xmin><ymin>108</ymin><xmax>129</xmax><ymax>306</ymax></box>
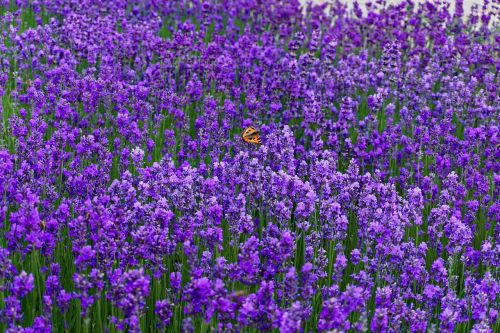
<box><xmin>241</xmin><ymin>127</ymin><xmax>261</xmax><ymax>144</ymax></box>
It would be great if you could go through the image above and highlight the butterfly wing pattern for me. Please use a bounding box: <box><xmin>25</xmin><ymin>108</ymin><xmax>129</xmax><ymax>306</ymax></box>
<box><xmin>242</xmin><ymin>127</ymin><xmax>261</xmax><ymax>144</ymax></box>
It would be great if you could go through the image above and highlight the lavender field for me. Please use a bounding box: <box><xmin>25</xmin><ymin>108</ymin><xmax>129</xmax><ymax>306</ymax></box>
<box><xmin>0</xmin><ymin>0</ymin><xmax>499</xmax><ymax>332</ymax></box>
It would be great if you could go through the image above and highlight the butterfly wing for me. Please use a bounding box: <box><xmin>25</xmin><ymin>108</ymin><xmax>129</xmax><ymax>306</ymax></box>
<box><xmin>247</xmin><ymin>135</ymin><xmax>261</xmax><ymax>144</ymax></box>
<box><xmin>242</xmin><ymin>127</ymin><xmax>261</xmax><ymax>144</ymax></box>
<box><xmin>242</xmin><ymin>127</ymin><xmax>256</xmax><ymax>138</ymax></box>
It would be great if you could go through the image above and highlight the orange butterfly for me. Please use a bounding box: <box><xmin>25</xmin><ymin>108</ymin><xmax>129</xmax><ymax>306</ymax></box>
<box><xmin>241</xmin><ymin>127</ymin><xmax>261</xmax><ymax>144</ymax></box>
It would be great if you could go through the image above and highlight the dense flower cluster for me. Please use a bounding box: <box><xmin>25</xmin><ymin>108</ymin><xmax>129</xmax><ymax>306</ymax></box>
<box><xmin>0</xmin><ymin>0</ymin><xmax>498</xmax><ymax>332</ymax></box>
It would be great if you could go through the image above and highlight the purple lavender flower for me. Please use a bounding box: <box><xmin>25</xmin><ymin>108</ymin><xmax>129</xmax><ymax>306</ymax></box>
<box><xmin>108</xmin><ymin>268</ymin><xmax>150</xmax><ymax>332</ymax></box>
<box><xmin>155</xmin><ymin>299</ymin><xmax>173</xmax><ymax>328</ymax></box>
<box><xmin>11</xmin><ymin>271</ymin><xmax>34</xmax><ymax>298</ymax></box>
